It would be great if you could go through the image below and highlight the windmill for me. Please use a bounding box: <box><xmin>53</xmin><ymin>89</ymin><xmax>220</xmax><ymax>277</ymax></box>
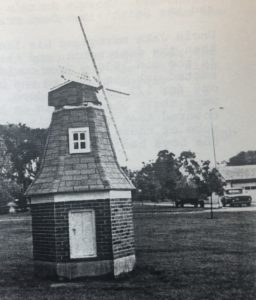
<box><xmin>26</xmin><ymin>16</ymin><xmax>136</xmax><ymax>280</ymax></box>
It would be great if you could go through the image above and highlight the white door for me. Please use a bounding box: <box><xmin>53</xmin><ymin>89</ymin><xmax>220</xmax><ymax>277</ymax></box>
<box><xmin>69</xmin><ymin>210</ymin><xmax>96</xmax><ymax>259</ymax></box>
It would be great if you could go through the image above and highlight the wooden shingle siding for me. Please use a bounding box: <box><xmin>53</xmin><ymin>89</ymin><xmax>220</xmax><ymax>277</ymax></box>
<box><xmin>26</xmin><ymin>106</ymin><xmax>133</xmax><ymax>196</ymax></box>
<box><xmin>48</xmin><ymin>82</ymin><xmax>100</xmax><ymax>107</ymax></box>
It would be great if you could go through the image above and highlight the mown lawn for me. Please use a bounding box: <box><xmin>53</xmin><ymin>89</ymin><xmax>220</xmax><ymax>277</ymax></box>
<box><xmin>0</xmin><ymin>210</ymin><xmax>255</xmax><ymax>299</ymax></box>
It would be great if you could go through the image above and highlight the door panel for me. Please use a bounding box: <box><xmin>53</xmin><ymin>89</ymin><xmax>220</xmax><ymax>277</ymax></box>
<box><xmin>69</xmin><ymin>210</ymin><xmax>96</xmax><ymax>259</ymax></box>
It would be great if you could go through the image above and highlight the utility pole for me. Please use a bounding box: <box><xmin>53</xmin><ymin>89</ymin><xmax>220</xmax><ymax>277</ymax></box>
<box><xmin>209</xmin><ymin>106</ymin><xmax>224</xmax><ymax>219</ymax></box>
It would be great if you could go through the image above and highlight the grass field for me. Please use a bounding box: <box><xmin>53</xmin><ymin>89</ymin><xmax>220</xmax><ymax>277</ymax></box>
<box><xmin>0</xmin><ymin>210</ymin><xmax>256</xmax><ymax>299</ymax></box>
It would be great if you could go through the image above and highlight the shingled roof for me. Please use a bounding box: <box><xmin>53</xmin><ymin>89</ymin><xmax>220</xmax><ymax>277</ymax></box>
<box><xmin>26</xmin><ymin>82</ymin><xmax>133</xmax><ymax>196</ymax></box>
<box><xmin>219</xmin><ymin>165</ymin><xmax>256</xmax><ymax>181</ymax></box>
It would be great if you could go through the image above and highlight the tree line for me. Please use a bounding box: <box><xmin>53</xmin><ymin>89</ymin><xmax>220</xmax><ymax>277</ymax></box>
<box><xmin>125</xmin><ymin>150</ymin><xmax>224</xmax><ymax>202</ymax></box>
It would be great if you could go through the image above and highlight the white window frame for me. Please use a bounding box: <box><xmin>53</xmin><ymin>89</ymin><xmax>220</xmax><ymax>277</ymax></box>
<box><xmin>68</xmin><ymin>127</ymin><xmax>91</xmax><ymax>154</ymax></box>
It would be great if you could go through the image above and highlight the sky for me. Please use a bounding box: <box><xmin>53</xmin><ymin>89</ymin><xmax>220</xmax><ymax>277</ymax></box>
<box><xmin>0</xmin><ymin>0</ymin><xmax>255</xmax><ymax>169</ymax></box>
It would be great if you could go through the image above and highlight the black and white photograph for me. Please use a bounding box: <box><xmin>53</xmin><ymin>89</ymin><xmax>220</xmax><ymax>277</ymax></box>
<box><xmin>0</xmin><ymin>1</ymin><xmax>255</xmax><ymax>299</ymax></box>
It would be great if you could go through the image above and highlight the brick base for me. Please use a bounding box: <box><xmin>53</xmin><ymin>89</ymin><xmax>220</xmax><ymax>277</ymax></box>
<box><xmin>31</xmin><ymin>194</ymin><xmax>136</xmax><ymax>279</ymax></box>
<box><xmin>34</xmin><ymin>259</ymin><xmax>113</xmax><ymax>280</ymax></box>
<box><xmin>34</xmin><ymin>255</ymin><xmax>135</xmax><ymax>279</ymax></box>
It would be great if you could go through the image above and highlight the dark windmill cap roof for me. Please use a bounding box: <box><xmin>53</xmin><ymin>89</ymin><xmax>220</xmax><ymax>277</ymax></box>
<box><xmin>48</xmin><ymin>81</ymin><xmax>102</xmax><ymax>108</ymax></box>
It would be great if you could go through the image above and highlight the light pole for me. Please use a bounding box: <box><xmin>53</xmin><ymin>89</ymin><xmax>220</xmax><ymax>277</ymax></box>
<box><xmin>209</xmin><ymin>106</ymin><xmax>224</xmax><ymax>218</ymax></box>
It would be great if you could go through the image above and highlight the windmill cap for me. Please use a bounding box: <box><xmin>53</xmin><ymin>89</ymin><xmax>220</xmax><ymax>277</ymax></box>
<box><xmin>48</xmin><ymin>81</ymin><xmax>102</xmax><ymax>108</ymax></box>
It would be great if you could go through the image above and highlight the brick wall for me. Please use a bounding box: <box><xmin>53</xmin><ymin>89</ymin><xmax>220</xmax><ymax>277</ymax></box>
<box><xmin>54</xmin><ymin>199</ymin><xmax>113</xmax><ymax>262</ymax></box>
<box><xmin>31</xmin><ymin>202</ymin><xmax>56</xmax><ymax>262</ymax></box>
<box><xmin>31</xmin><ymin>196</ymin><xmax>135</xmax><ymax>264</ymax></box>
<box><xmin>110</xmin><ymin>198</ymin><xmax>135</xmax><ymax>259</ymax></box>
<box><xmin>31</xmin><ymin>199</ymin><xmax>113</xmax><ymax>263</ymax></box>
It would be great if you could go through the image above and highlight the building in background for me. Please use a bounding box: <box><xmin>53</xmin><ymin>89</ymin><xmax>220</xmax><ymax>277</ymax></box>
<box><xmin>219</xmin><ymin>165</ymin><xmax>256</xmax><ymax>204</ymax></box>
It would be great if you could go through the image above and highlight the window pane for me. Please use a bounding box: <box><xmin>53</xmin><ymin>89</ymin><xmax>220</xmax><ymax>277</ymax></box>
<box><xmin>74</xmin><ymin>142</ymin><xmax>79</xmax><ymax>149</ymax></box>
<box><xmin>80</xmin><ymin>133</ymin><xmax>85</xmax><ymax>140</ymax></box>
<box><xmin>69</xmin><ymin>128</ymin><xmax>91</xmax><ymax>153</ymax></box>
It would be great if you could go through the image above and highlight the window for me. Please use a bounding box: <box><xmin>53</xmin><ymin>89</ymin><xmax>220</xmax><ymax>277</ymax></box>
<box><xmin>226</xmin><ymin>189</ymin><xmax>242</xmax><ymax>195</ymax></box>
<box><xmin>68</xmin><ymin>127</ymin><xmax>90</xmax><ymax>154</ymax></box>
<box><xmin>244</xmin><ymin>186</ymin><xmax>256</xmax><ymax>190</ymax></box>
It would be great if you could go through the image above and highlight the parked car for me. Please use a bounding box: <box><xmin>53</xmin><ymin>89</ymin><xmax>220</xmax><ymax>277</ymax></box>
<box><xmin>221</xmin><ymin>188</ymin><xmax>252</xmax><ymax>207</ymax></box>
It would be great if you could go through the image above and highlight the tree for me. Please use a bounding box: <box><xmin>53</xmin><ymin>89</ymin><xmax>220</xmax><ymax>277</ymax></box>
<box><xmin>175</xmin><ymin>175</ymin><xmax>199</xmax><ymax>200</ymax></box>
<box><xmin>0</xmin><ymin>123</ymin><xmax>47</xmax><ymax>190</ymax></box>
<box><xmin>0</xmin><ymin>124</ymin><xmax>47</xmax><ymax>212</ymax></box>
<box><xmin>197</xmin><ymin>160</ymin><xmax>224</xmax><ymax>196</ymax></box>
<box><xmin>177</xmin><ymin>151</ymin><xmax>201</xmax><ymax>177</ymax></box>
<box><xmin>227</xmin><ymin>151</ymin><xmax>256</xmax><ymax>166</ymax></box>
<box><xmin>176</xmin><ymin>152</ymin><xmax>224</xmax><ymax>198</ymax></box>
<box><xmin>154</xmin><ymin>150</ymin><xmax>180</xmax><ymax>200</ymax></box>
<box><xmin>134</xmin><ymin>162</ymin><xmax>161</xmax><ymax>202</ymax></box>
<box><xmin>0</xmin><ymin>136</ymin><xmax>12</xmax><ymax>177</ymax></box>
<box><xmin>133</xmin><ymin>150</ymin><xmax>181</xmax><ymax>202</ymax></box>
<box><xmin>131</xmin><ymin>149</ymin><xmax>225</xmax><ymax>202</ymax></box>
<box><xmin>0</xmin><ymin>177</ymin><xmax>21</xmax><ymax>214</ymax></box>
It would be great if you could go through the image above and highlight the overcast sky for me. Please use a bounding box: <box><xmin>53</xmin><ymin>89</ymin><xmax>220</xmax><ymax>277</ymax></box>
<box><xmin>0</xmin><ymin>0</ymin><xmax>255</xmax><ymax>169</ymax></box>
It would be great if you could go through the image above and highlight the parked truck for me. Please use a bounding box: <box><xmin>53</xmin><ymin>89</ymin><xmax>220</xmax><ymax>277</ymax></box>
<box><xmin>174</xmin><ymin>186</ymin><xmax>205</xmax><ymax>208</ymax></box>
